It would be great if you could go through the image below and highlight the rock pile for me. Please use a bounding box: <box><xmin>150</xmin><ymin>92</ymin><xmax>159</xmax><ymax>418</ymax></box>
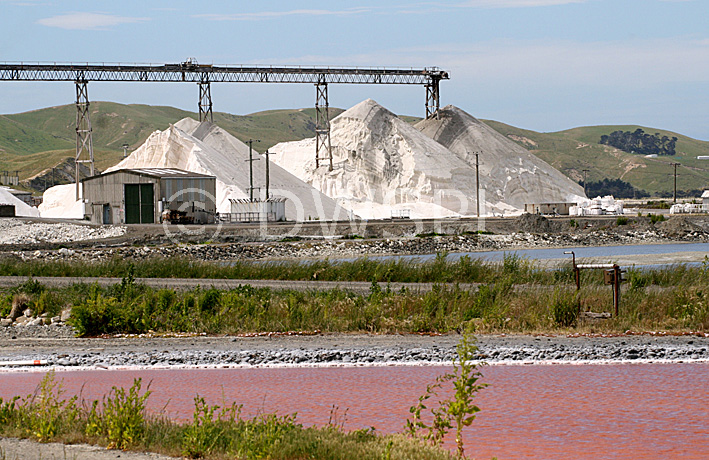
<box><xmin>0</xmin><ymin>218</ymin><xmax>126</xmax><ymax>245</ymax></box>
<box><xmin>1</xmin><ymin>299</ymin><xmax>74</xmax><ymax>339</ymax></box>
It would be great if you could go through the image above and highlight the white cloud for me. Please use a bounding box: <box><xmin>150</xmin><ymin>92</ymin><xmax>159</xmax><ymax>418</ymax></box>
<box><xmin>37</xmin><ymin>12</ymin><xmax>149</xmax><ymax>30</ymax></box>
<box><xmin>195</xmin><ymin>8</ymin><xmax>371</xmax><ymax>21</ymax></box>
<box><xmin>455</xmin><ymin>0</ymin><xmax>586</xmax><ymax>7</ymax></box>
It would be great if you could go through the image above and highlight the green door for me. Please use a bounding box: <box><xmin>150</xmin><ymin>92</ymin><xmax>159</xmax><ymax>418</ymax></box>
<box><xmin>140</xmin><ymin>184</ymin><xmax>154</xmax><ymax>224</ymax></box>
<box><xmin>125</xmin><ymin>183</ymin><xmax>155</xmax><ymax>224</ymax></box>
<box><xmin>125</xmin><ymin>184</ymin><xmax>140</xmax><ymax>224</ymax></box>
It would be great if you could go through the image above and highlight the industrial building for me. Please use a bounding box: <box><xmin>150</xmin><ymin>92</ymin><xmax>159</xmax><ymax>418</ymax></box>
<box><xmin>82</xmin><ymin>168</ymin><xmax>216</xmax><ymax>224</ymax></box>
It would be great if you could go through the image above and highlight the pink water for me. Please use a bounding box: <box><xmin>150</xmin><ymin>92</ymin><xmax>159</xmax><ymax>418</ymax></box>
<box><xmin>1</xmin><ymin>363</ymin><xmax>708</xmax><ymax>459</ymax></box>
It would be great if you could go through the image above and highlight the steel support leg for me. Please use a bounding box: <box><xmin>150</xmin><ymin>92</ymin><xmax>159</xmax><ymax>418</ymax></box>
<box><xmin>198</xmin><ymin>79</ymin><xmax>213</xmax><ymax>122</ymax></box>
<box><xmin>315</xmin><ymin>81</ymin><xmax>333</xmax><ymax>171</ymax></box>
<box><xmin>425</xmin><ymin>77</ymin><xmax>441</xmax><ymax>119</ymax></box>
<box><xmin>75</xmin><ymin>79</ymin><xmax>94</xmax><ymax>201</ymax></box>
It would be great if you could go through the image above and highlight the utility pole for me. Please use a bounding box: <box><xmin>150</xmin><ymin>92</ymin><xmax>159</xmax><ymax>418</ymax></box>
<box><xmin>670</xmin><ymin>162</ymin><xmax>680</xmax><ymax>203</ymax></box>
<box><xmin>582</xmin><ymin>169</ymin><xmax>590</xmax><ymax>197</ymax></box>
<box><xmin>474</xmin><ymin>151</ymin><xmax>481</xmax><ymax>217</ymax></box>
<box><xmin>244</xmin><ymin>139</ymin><xmax>261</xmax><ymax>201</ymax></box>
<box><xmin>264</xmin><ymin>150</ymin><xmax>275</xmax><ymax>200</ymax></box>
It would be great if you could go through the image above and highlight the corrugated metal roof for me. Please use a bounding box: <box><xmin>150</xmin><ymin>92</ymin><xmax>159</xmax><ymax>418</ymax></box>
<box><xmin>701</xmin><ymin>190</ymin><xmax>709</xmax><ymax>198</ymax></box>
<box><xmin>123</xmin><ymin>168</ymin><xmax>215</xmax><ymax>179</ymax></box>
<box><xmin>83</xmin><ymin>168</ymin><xmax>216</xmax><ymax>181</ymax></box>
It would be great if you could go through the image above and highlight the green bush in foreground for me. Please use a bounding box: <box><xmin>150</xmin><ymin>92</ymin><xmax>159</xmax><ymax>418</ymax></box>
<box><xmin>0</xmin><ymin>370</ymin><xmax>464</xmax><ymax>460</ymax></box>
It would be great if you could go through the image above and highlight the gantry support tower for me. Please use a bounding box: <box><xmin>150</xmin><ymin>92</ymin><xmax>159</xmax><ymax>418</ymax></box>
<box><xmin>0</xmin><ymin>62</ymin><xmax>449</xmax><ymax>186</ymax></box>
<box><xmin>74</xmin><ymin>78</ymin><xmax>94</xmax><ymax>200</ymax></box>
<box><xmin>314</xmin><ymin>79</ymin><xmax>333</xmax><ymax>170</ymax></box>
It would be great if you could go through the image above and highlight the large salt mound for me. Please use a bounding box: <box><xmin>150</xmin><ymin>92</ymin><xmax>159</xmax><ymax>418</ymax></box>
<box><xmin>415</xmin><ymin>105</ymin><xmax>586</xmax><ymax>208</ymax></box>
<box><xmin>0</xmin><ymin>188</ymin><xmax>40</xmax><ymax>217</ymax></box>
<box><xmin>107</xmin><ymin>119</ymin><xmax>348</xmax><ymax>221</ymax></box>
<box><xmin>270</xmin><ymin>99</ymin><xmax>511</xmax><ymax>220</ymax></box>
<box><xmin>38</xmin><ymin>184</ymin><xmax>84</xmax><ymax>218</ymax></box>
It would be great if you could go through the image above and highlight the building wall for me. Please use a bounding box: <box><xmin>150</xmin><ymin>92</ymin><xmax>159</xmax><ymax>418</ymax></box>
<box><xmin>83</xmin><ymin>172</ymin><xmax>160</xmax><ymax>224</ymax></box>
<box><xmin>83</xmin><ymin>171</ymin><xmax>217</xmax><ymax>224</ymax></box>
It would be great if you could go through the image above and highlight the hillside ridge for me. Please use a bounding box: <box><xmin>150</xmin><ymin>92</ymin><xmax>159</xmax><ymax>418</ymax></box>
<box><xmin>2</xmin><ymin>102</ymin><xmax>707</xmax><ymax>195</ymax></box>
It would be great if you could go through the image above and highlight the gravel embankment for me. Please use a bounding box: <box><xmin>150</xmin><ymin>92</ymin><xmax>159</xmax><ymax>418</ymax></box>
<box><xmin>0</xmin><ymin>218</ymin><xmax>125</xmax><ymax>245</ymax></box>
<box><xmin>6</xmin><ymin>227</ymin><xmax>708</xmax><ymax>263</ymax></box>
<box><xmin>1</xmin><ymin>330</ymin><xmax>707</xmax><ymax>371</ymax></box>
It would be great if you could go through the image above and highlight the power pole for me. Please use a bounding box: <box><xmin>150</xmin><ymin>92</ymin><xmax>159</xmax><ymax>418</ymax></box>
<box><xmin>670</xmin><ymin>162</ymin><xmax>680</xmax><ymax>203</ymax></box>
<box><xmin>264</xmin><ymin>150</ymin><xmax>275</xmax><ymax>200</ymax></box>
<box><xmin>474</xmin><ymin>152</ymin><xmax>481</xmax><ymax>217</ymax></box>
<box><xmin>582</xmin><ymin>169</ymin><xmax>590</xmax><ymax>197</ymax></box>
<box><xmin>244</xmin><ymin>139</ymin><xmax>261</xmax><ymax>201</ymax></box>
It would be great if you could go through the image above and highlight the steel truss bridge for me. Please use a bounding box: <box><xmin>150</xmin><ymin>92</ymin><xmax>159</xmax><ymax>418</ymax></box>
<box><xmin>0</xmin><ymin>61</ymin><xmax>450</xmax><ymax>198</ymax></box>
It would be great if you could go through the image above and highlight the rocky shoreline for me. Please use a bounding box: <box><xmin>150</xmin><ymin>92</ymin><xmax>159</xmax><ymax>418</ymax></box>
<box><xmin>1</xmin><ymin>331</ymin><xmax>707</xmax><ymax>371</ymax></box>
<box><xmin>6</xmin><ymin>225</ymin><xmax>709</xmax><ymax>263</ymax></box>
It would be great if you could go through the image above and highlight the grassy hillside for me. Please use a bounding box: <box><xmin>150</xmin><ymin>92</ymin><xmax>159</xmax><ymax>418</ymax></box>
<box><xmin>482</xmin><ymin>120</ymin><xmax>709</xmax><ymax>194</ymax></box>
<box><xmin>1</xmin><ymin>102</ymin><xmax>707</xmax><ymax>195</ymax></box>
<box><xmin>0</xmin><ymin>103</ymin><xmax>347</xmax><ymax>183</ymax></box>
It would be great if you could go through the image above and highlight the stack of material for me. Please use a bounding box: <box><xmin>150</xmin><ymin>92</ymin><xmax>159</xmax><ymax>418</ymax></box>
<box><xmin>0</xmin><ymin>187</ymin><xmax>40</xmax><ymax>217</ymax></box>
<box><xmin>271</xmin><ymin>99</ymin><xmax>585</xmax><ymax>219</ymax></box>
<box><xmin>105</xmin><ymin>119</ymin><xmax>348</xmax><ymax>221</ymax></box>
<box><xmin>415</xmin><ymin>105</ymin><xmax>586</xmax><ymax>210</ymax></box>
<box><xmin>271</xmin><ymin>99</ymin><xmax>495</xmax><ymax>219</ymax></box>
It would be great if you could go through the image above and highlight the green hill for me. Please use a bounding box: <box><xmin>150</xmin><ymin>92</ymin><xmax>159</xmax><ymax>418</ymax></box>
<box><xmin>0</xmin><ymin>102</ymin><xmax>346</xmax><ymax>183</ymax></box>
<box><xmin>1</xmin><ymin>102</ymin><xmax>707</xmax><ymax>195</ymax></box>
<box><xmin>482</xmin><ymin>120</ymin><xmax>709</xmax><ymax>195</ymax></box>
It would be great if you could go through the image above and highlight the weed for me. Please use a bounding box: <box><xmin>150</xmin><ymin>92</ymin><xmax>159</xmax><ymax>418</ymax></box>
<box><xmin>550</xmin><ymin>288</ymin><xmax>579</xmax><ymax>327</ymax></box>
<box><xmin>406</xmin><ymin>333</ymin><xmax>487</xmax><ymax>457</ymax></box>
<box><xmin>649</xmin><ymin>213</ymin><xmax>666</xmax><ymax>224</ymax></box>
<box><xmin>22</xmin><ymin>371</ymin><xmax>79</xmax><ymax>442</ymax></box>
<box><xmin>181</xmin><ymin>397</ymin><xmax>224</xmax><ymax>458</ymax></box>
<box><xmin>616</xmin><ymin>216</ymin><xmax>628</xmax><ymax>226</ymax></box>
<box><xmin>86</xmin><ymin>378</ymin><xmax>151</xmax><ymax>449</ymax></box>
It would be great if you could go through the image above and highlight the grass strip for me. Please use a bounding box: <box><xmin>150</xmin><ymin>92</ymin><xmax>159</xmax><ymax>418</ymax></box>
<box><xmin>2</xmin><ymin>253</ymin><xmax>709</xmax><ymax>287</ymax></box>
<box><xmin>2</xmin><ymin>270</ymin><xmax>708</xmax><ymax>336</ymax></box>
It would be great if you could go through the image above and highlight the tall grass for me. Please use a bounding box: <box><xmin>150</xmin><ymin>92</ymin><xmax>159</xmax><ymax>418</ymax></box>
<box><xmin>0</xmin><ymin>253</ymin><xmax>646</xmax><ymax>286</ymax></box>
<box><xmin>3</xmin><ymin>267</ymin><xmax>707</xmax><ymax>336</ymax></box>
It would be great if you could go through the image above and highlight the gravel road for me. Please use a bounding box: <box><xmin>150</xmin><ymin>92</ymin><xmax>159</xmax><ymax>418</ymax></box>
<box><xmin>0</xmin><ymin>438</ymin><xmax>179</xmax><ymax>460</ymax></box>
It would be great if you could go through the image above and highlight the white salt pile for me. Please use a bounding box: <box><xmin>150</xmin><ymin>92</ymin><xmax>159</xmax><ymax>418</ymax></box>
<box><xmin>106</xmin><ymin>119</ymin><xmax>348</xmax><ymax>221</ymax></box>
<box><xmin>270</xmin><ymin>99</ymin><xmax>504</xmax><ymax>220</ymax></box>
<box><xmin>415</xmin><ymin>105</ymin><xmax>586</xmax><ymax>209</ymax></box>
<box><xmin>0</xmin><ymin>187</ymin><xmax>40</xmax><ymax>217</ymax></box>
<box><xmin>38</xmin><ymin>183</ymin><xmax>84</xmax><ymax>219</ymax></box>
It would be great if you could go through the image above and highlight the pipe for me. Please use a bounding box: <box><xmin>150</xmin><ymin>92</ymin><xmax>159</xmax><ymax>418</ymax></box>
<box><xmin>0</xmin><ymin>360</ymin><xmax>48</xmax><ymax>367</ymax></box>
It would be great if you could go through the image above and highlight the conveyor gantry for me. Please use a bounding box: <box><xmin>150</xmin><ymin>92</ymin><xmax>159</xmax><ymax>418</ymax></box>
<box><xmin>0</xmin><ymin>62</ymin><xmax>450</xmax><ymax>196</ymax></box>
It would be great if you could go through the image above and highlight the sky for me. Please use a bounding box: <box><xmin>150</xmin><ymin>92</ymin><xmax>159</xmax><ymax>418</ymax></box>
<box><xmin>1</xmin><ymin>0</ymin><xmax>708</xmax><ymax>140</ymax></box>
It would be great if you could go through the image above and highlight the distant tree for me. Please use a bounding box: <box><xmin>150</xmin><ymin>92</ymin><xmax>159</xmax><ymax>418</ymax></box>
<box><xmin>581</xmin><ymin>178</ymin><xmax>648</xmax><ymax>198</ymax></box>
<box><xmin>599</xmin><ymin>129</ymin><xmax>676</xmax><ymax>156</ymax></box>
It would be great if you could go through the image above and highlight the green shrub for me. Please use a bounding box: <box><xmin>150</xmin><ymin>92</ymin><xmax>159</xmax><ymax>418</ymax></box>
<box><xmin>68</xmin><ymin>287</ymin><xmax>124</xmax><ymax>336</ymax></box>
<box><xmin>22</xmin><ymin>371</ymin><xmax>79</xmax><ymax>442</ymax></box>
<box><xmin>550</xmin><ymin>288</ymin><xmax>579</xmax><ymax>327</ymax></box>
<box><xmin>649</xmin><ymin>213</ymin><xmax>666</xmax><ymax>224</ymax></box>
<box><xmin>86</xmin><ymin>378</ymin><xmax>151</xmax><ymax>450</ymax></box>
<box><xmin>616</xmin><ymin>216</ymin><xmax>629</xmax><ymax>226</ymax></box>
